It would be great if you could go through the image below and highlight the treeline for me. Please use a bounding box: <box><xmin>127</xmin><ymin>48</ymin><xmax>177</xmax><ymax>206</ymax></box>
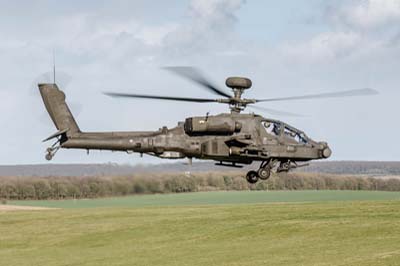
<box><xmin>1</xmin><ymin>172</ymin><xmax>400</xmax><ymax>200</ymax></box>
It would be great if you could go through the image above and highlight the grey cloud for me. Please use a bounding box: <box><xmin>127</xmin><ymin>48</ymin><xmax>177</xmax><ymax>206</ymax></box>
<box><xmin>279</xmin><ymin>0</ymin><xmax>400</xmax><ymax>62</ymax></box>
<box><xmin>162</xmin><ymin>0</ymin><xmax>245</xmax><ymax>58</ymax></box>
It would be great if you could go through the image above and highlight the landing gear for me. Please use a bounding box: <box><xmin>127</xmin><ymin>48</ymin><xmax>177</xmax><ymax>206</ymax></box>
<box><xmin>245</xmin><ymin>160</ymin><xmax>275</xmax><ymax>184</ymax></box>
<box><xmin>257</xmin><ymin>167</ymin><xmax>271</xmax><ymax>180</ymax></box>
<box><xmin>257</xmin><ymin>160</ymin><xmax>273</xmax><ymax>180</ymax></box>
<box><xmin>45</xmin><ymin>146</ymin><xmax>60</xmax><ymax>161</ymax></box>
<box><xmin>45</xmin><ymin>151</ymin><xmax>53</xmax><ymax>161</ymax></box>
<box><xmin>244</xmin><ymin>159</ymin><xmax>310</xmax><ymax>183</ymax></box>
<box><xmin>45</xmin><ymin>139</ymin><xmax>62</xmax><ymax>161</ymax></box>
<box><xmin>246</xmin><ymin>171</ymin><xmax>259</xmax><ymax>184</ymax></box>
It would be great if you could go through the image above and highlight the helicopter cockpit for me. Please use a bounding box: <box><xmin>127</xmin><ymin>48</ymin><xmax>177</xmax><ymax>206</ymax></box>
<box><xmin>261</xmin><ymin>119</ymin><xmax>309</xmax><ymax>144</ymax></box>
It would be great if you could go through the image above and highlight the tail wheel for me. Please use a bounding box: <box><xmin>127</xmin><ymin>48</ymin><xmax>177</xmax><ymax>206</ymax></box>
<box><xmin>246</xmin><ymin>171</ymin><xmax>259</xmax><ymax>184</ymax></box>
<box><xmin>45</xmin><ymin>152</ymin><xmax>53</xmax><ymax>161</ymax></box>
<box><xmin>258</xmin><ymin>167</ymin><xmax>271</xmax><ymax>180</ymax></box>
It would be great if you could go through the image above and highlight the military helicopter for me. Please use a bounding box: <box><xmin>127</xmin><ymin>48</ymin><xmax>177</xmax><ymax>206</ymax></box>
<box><xmin>39</xmin><ymin>67</ymin><xmax>377</xmax><ymax>183</ymax></box>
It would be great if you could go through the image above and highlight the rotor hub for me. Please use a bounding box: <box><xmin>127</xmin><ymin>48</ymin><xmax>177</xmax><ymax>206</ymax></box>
<box><xmin>224</xmin><ymin>77</ymin><xmax>253</xmax><ymax>113</ymax></box>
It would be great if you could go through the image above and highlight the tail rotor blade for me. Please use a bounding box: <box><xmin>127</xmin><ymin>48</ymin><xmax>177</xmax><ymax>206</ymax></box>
<box><xmin>33</xmin><ymin>71</ymin><xmax>83</xmax><ymax>123</ymax></box>
<box><xmin>31</xmin><ymin>71</ymin><xmax>72</xmax><ymax>96</ymax></box>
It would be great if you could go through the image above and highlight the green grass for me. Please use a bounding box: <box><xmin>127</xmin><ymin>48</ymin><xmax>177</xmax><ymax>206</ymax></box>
<box><xmin>1</xmin><ymin>191</ymin><xmax>400</xmax><ymax>266</ymax></box>
<box><xmin>8</xmin><ymin>190</ymin><xmax>400</xmax><ymax>209</ymax></box>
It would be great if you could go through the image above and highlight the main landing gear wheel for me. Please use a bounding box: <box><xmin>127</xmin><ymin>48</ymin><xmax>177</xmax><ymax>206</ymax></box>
<box><xmin>246</xmin><ymin>171</ymin><xmax>259</xmax><ymax>184</ymax></box>
<box><xmin>257</xmin><ymin>167</ymin><xmax>271</xmax><ymax>180</ymax></box>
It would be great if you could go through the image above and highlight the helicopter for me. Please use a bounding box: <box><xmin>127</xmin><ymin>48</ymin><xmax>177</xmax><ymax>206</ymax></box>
<box><xmin>39</xmin><ymin>67</ymin><xmax>377</xmax><ymax>184</ymax></box>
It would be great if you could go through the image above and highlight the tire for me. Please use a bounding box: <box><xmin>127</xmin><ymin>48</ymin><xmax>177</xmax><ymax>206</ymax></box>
<box><xmin>45</xmin><ymin>153</ymin><xmax>53</xmax><ymax>161</ymax></box>
<box><xmin>258</xmin><ymin>167</ymin><xmax>271</xmax><ymax>180</ymax></box>
<box><xmin>246</xmin><ymin>171</ymin><xmax>259</xmax><ymax>184</ymax></box>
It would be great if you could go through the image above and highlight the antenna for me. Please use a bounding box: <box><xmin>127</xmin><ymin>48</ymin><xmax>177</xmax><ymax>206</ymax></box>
<box><xmin>53</xmin><ymin>50</ymin><xmax>56</xmax><ymax>84</ymax></box>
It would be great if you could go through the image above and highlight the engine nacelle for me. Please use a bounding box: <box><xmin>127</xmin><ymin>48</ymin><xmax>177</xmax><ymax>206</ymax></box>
<box><xmin>184</xmin><ymin>116</ymin><xmax>242</xmax><ymax>136</ymax></box>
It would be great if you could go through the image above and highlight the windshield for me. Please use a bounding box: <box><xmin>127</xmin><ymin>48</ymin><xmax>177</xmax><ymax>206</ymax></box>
<box><xmin>283</xmin><ymin>126</ymin><xmax>308</xmax><ymax>144</ymax></box>
<box><xmin>261</xmin><ymin>119</ymin><xmax>309</xmax><ymax>144</ymax></box>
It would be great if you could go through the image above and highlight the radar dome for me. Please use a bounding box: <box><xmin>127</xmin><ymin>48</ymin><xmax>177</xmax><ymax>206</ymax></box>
<box><xmin>225</xmin><ymin>77</ymin><xmax>252</xmax><ymax>89</ymax></box>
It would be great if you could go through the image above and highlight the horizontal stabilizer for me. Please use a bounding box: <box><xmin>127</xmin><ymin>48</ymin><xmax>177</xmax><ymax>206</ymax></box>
<box><xmin>42</xmin><ymin>128</ymin><xmax>69</xmax><ymax>142</ymax></box>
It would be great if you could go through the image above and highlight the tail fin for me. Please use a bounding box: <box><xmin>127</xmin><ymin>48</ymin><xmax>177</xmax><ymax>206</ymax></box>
<box><xmin>38</xmin><ymin>83</ymin><xmax>80</xmax><ymax>136</ymax></box>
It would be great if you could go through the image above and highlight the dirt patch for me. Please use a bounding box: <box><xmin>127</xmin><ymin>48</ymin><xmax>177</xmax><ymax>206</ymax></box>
<box><xmin>0</xmin><ymin>205</ymin><xmax>55</xmax><ymax>211</ymax></box>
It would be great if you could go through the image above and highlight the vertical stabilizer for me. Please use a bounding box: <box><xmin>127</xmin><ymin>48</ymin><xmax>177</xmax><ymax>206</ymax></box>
<box><xmin>38</xmin><ymin>83</ymin><xmax>80</xmax><ymax>135</ymax></box>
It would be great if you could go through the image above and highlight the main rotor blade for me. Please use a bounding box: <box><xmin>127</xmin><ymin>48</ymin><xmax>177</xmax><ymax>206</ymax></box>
<box><xmin>164</xmin><ymin>66</ymin><xmax>232</xmax><ymax>98</ymax></box>
<box><xmin>104</xmin><ymin>92</ymin><xmax>218</xmax><ymax>103</ymax></box>
<box><xmin>249</xmin><ymin>105</ymin><xmax>304</xmax><ymax>117</ymax></box>
<box><xmin>256</xmin><ymin>88</ymin><xmax>378</xmax><ymax>102</ymax></box>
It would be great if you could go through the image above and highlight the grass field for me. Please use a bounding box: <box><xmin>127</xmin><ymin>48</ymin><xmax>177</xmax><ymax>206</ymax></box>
<box><xmin>1</xmin><ymin>191</ymin><xmax>400</xmax><ymax>266</ymax></box>
<box><xmin>8</xmin><ymin>190</ymin><xmax>400</xmax><ymax>208</ymax></box>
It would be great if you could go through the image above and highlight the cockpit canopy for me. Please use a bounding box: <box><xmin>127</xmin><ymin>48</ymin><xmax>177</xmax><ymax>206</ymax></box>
<box><xmin>261</xmin><ymin>119</ymin><xmax>309</xmax><ymax>144</ymax></box>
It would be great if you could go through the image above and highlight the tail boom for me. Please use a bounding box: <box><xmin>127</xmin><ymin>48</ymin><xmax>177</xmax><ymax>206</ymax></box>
<box><xmin>38</xmin><ymin>83</ymin><xmax>187</xmax><ymax>159</ymax></box>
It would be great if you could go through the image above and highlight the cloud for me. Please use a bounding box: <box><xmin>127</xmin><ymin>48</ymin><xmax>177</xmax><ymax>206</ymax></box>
<box><xmin>189</xmin><ymin>0</ymin><xmax>243</xmax><ymax>28</ymax></box>
<box><xmin>280</xmin><ymin>0</ymin><xmax>400</xmax><ymax>62</ymax></box>
<box><xmin>281</xmin><ymin>31</ymin><xmax>362</xmax><ymax>61</ymax></box>
<box><xmin>0</xmin><ymin>0</ymin><xmax>246</xmax><ymax>70</ymax></box>
<box><xmin>163</xmin><ymin>0</ymin><xmax>245</xmax><ymax>57</ymax></box>
<box><xmin>335</xmin><ymin>0</ymin><xmax>400</xmax><ymax>29</ymax></box>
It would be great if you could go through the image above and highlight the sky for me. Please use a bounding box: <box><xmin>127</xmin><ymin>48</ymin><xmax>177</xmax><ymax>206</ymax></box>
<box><xmin>0</xmin><ymin>0</ymin><xmax>399</xmax><ymax>165</ymax></box>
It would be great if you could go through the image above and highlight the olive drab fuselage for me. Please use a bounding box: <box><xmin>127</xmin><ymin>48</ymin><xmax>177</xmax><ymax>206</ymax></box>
<box><xmin>62</xmin><ymin>113</ymin><xmax>330</xmax><ymax>164</ymax></box>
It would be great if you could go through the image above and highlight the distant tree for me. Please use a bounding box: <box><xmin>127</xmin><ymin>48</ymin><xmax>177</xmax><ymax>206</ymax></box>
<box><xmin>33</xmin><ymin>179</ymin><xmax>52</xmax><ymax>200</ymax></box>
<box><xmin>16</xmin><ymin>182</ymin><xmax>36</xmax><ymax>199</ymax></box>
<box><xmin>133</xmin><ymin>182</ymin><xmax>147</xmax><ymax>194</ymax></box>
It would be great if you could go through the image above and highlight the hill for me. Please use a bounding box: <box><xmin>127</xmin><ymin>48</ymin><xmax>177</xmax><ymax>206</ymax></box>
<box><xmin>1</xmin><ymin>161</ymin><xmax>400</xmax><ymax>177</ymax></box>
